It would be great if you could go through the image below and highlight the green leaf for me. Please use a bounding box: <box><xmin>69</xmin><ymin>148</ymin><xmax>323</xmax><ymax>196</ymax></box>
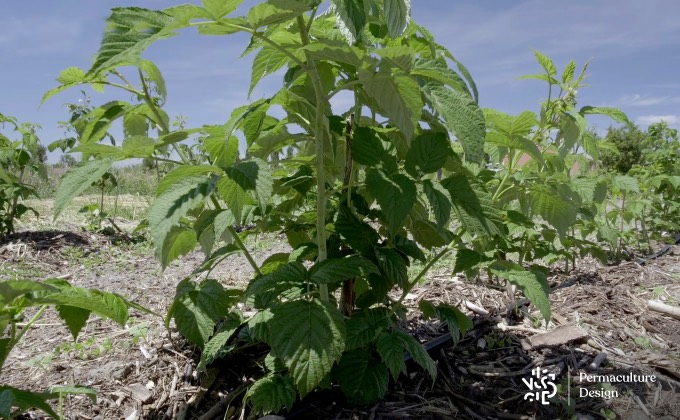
<box><xmin>123</xmin><ymin>112</ymin><xmax>148</xmax><ymax>138</ymax></box>
<box><xmin>528</xmin><ymin>184</ymin><xmax>577</xmax><ymax>236</ymax></box>
<box><xmin>359</xmin><ymin>69</ymin><xmax>422</xmax><ymax>141</ymax></box>
<box><xmin>157</xmin><ymin>165</ymin><xmax>222</xmax><ymax>195</ymax></box>
<box><xmin>442</xmin><ymin>174</ymin><xmax>503</xmax><ymax>236</ymax></box>
<box><xmin>375</xmin><ymin>247</ymin><xmax>408</xmax><ymax>288</ymax></box>
<box><xmin>0</xmin><ymin>280</ymin><xmax>58</xmax><ymax>308</ymax></box>
<box><xmin>489</xmin><ymin>261</ymin><xmax>551</xmax><ymax>322</ymax></box>
<box><xmin>562</xmin><ymin>59</ymin><xmax>576</xmax><ymax>84</ymax></box>
<box><xmin>345</xmin><ymin>307</ymin><xmax>390</xmax><ymax>350</ymax></box>
<box><xmin>332</xmin><ymin>0</ymin><xmax>367</xmax><ymax>44</ymax></box>
<box><xmin>0</xmin><ymin>386</ymin><xmax>57</xmax><ymax>418</ymax></box>
<box><xmin>423</xmin><ymin>180</ymin><xmax>451</xmax><ymax>229</ymax></box>
<box><xmin>412</xmin><ymin>59</ymin><xmax>470</xmax><ymax>96</ymax></box>
<box><xmin>336</xmin><ymin>349</ymin><xmax>389</xmax><ymax>405</ymax></box>
<box><xmin>122</xmin><ymin>135</ymin><xmax>155</xmax><ymax>158</ymax></box>
<box><xmin>169</xmin><ymin>279</ymin><xmax>234</xmax><ymax>347</ymax></box>
<box><xmin>202</xmin><ymin>0</ymin><xmax>243</xmax><ymax>19</ymax></box>
<box><xmin>149</xmin><ymin>175</ymin><xmax>216</xmax><ymax>265</ymax></box>
<box><xmin>302</xmin><ymin>39</ymin><xmax>363</xmax><ymax>67</ymax></box>
<box><xmin>427</xmin><ymin>84</ymin><xmax>485</xmax><ymax>163</ymax></box>
<box><xmin>42</xmin><ymin>67</ymin><xmax>92</xmax><ymax>105</ymax></box>
<box><xmin>203</xmin><ymin>127</ymin><xmax>239</xmax><ymax>169</ymax></box>
<box><xmin>56</xmin><ymin>305</ymin><xmax>90</xmax><ymax>340</ymax></box>
<box><xmin>612</xmin><ymin>175</ymin><xmax>640</xmax><ymax>193</ymax></box>
<box><xmin>48</xmin><ymin>385</ymin><xmax>96</xmax><ymax>403</ymax></box>
<box><xmin>376</xmin><ymin>331</ymin><xmax>406</xmax><ymax>380</ymax></box>
<box><xmin>384</xmin><ymin>0</ymin><xmax>411</xmax><ymax>38</ymax></box>
<box><xmin>366</xmin><ymin>168</ymin><xmax>416</xmax><ymax>234</ymax></box>
<box><xmin>242</xmin><ymin>101</ymin><xmax>271</xmax><ymax>145</ymax></box>
<box><xmin>197</xmin><ymin>315</ymin><xmax>242</xmax><ymax>372</ymax></box>
<box><xmin>248</xmin><ymin>0</ymin><xmax>311</xmax><ymax>28</ymax></box>
<box><xmin>246</xmin><ymin>262</ymin><xmax>307</xmax><ymax>297</ymax></box>
<box><xmin>247</xmin><ymin>374</ymin><xmax>297</xmax><ymax>414</ymax></box>
<box><xmin>435</xmin><ymin>304</ymin><xmax>472</xmax><ymax>345</ymax></box>
<box><xmin>335</xmin><ymin>205</ymin><xmax>379</xmax><ymax>255</ymax></box>
<box><xmin>35</xmin><ymin>285</ymin><xmax>129</xmax><ymax>326</ymax></box>
<box><xmin>579</xmin><ymin>106</ymin><xmax>629</xmax><ymax>124</ymax></box>
<box><xmin>268</xmin><ymin>299</ymin><xmax>346</xmax><ymax>396</ymax></box>
<box><xmin>251</xmin><ymin>45</ymin><xmax>290</xmax><ymax>94</ymax></box>
<box><xmin>139</xmin><ymin>59</ymin><xmax>167</xmax><ymax>103</ymax></box>
<box><xmin>393</xmin><ymin>330</ymin><xmax>436</xmax><ymax>378</ymax></box>
<box><xmin>405</xmin><ymin>131</ymin><xmax>450</xmax><ymax>176</ymax></box>
<box><xmin>54</xmin><ymin>158</ymin><xmax>114</xmax><ymax>219</ymax></box>
<box><xmin>350</xmin><ymin>126</ymin><xmax>386</xmax><ymax>166</ymax></box>
<box><xmin>309</xmin><ymin>256</ymin><xmax>378</xmax><ymax>285</ymax></box>
<box><xmin>533</xmin><ymin>50</ymin><xmax>557</xmax><ymax>77</ymax></box>
<box><xmin>161</xmin><ymin>227</ymin><xmax>197</xmax><ymax>268</ymax></box>
<box><xmin>88</xmin><ymin>8</ymin><xmax>175</xmax><ymax>76</ymax></box>
<box><xmin>453</xmin><ymin>248</ymin><xmax>482</xmax><ymax>273</ymax></box>
<box><xmin>229</xmin><ymin>159</ymin><xmax>273</xmax><ymax>212</ymax></box>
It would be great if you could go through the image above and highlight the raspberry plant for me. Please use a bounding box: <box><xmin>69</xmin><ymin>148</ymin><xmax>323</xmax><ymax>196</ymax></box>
<box><xmin>44</xmin><ymin>0</ymin><xmax>561</xmax><ymax>412</ymax></box>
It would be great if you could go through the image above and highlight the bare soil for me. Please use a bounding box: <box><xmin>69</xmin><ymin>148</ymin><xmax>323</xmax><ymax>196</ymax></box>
<box><xmin>1</xmin><ymin>227</ymin><xmax>679</xmax><ymax>419</ymax></box>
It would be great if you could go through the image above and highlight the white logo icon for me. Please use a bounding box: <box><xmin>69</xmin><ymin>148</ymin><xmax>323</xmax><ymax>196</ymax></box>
<box><xmin>522</xmin><ymin>367</ymin><xmax>557</xmax><ymax>405</ymax></box>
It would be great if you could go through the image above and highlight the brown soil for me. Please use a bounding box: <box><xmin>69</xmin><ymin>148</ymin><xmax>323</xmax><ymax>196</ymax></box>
<box><xmin>1</xmin><ymin>229</ymin><xmax>679</xmax><ymax>419</ymax></box>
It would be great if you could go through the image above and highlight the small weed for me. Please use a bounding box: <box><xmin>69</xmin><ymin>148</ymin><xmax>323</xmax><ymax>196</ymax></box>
<box><xmin>634</xmin><ymin>336</ymin><xmax>651</xmax><ymax>348</ymax></box>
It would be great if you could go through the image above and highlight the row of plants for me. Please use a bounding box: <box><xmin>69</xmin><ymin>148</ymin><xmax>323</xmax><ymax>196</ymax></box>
<box><xmin>2</xmin><ymin>0</ymin><xmax>679</xmax><ymax>416</ymax></box>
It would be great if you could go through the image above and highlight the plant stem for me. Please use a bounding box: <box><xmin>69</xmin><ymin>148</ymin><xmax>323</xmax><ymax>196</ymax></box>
<box><xmin>13</xmin><ymin>305</ymin><xmax>48</xmax><ymax>347</ymax></box>
<box><xmin>209</xmin><ymin>195</ymin><xmax>262</xmax><ymax>276</ymax></box>
<box><xmin>298</xmin><ymin>15</ymin><xmax>330</xmax><ymax>302</ymax></box>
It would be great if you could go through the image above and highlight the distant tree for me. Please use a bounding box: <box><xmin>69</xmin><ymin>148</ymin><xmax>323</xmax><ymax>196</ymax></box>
<box><xmin>58</xmin><ymin>153</ymin><xmax>78</xmax><ymax>168</ymax></box>
<box><xmin>600</xmin><ymin>123</ymin><xmax>645</xmax><ymax>173</ymax></box>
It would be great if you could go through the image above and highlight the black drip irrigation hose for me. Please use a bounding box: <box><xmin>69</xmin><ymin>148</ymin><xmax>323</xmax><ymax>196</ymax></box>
<box><xmin>636</xmin><ymin>233</ymin><xmax>680</xmax><ymax>265</ymax></box>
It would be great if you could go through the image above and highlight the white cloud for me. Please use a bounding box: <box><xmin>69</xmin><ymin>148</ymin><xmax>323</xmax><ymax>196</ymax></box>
<box><xmin>636</xmin><ymin>115</ymin><xmax>680</xmax><ymax>125</ymax></box>
<box><xmin>614</xmin><ymin>94</ymin><xmax>680</xmax><ymax>107</ymax></box>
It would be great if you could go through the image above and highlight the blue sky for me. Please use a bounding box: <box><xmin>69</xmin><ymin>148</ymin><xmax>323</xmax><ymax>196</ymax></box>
<box><xmin>2</xmin><ymin>0</ymin><xmax>680</xmax><ymax>162</ymax></box>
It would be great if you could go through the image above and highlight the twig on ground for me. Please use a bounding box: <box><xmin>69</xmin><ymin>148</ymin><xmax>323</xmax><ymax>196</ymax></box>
<box><xmin>198</xmin><ymin>379</ymin><xmax>253</xmax><ymax>420</ymax></box>
<box><xmin>647</xmin><ymin>300</ymin><xmax>680</xmax><ymax>320</ymax></box>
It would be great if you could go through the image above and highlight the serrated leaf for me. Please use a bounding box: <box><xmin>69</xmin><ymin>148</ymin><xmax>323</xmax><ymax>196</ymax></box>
<box><xmin>0</xmin><ymin>280</ymin><xmax>58</xmax><ymax>308</ymax></box>
<box><xmin>332</xmin><ymin>0</ymin><xmax>367</xmax><ymax>44</ymax></box>
<box><xmin>35</xmin><ymin>285</ymin><xmax>129</xmax><ymax>326</ymax></box>
<box><xmin>435</xmin><ymin>304</ymin><xmax>472</xmax><ymax>345</ymax></box>
<box><xmin>122</xmin><ymin>135</ymin><xmax>155</xmax><ymax>158</ymax></box>
<box><xmin>528</xmin><ymin>184</ymin><xmax>577</xmax><ymax>236</ymax></box>
<box><xmin>246</xmin><ymin>262</ymin><xmax>307</xmax><ymax>297</ymax></box>
<box><xmin>350</xmin><ymin>126</ymin><xmax>385</xmax><ymax>166</ymax></box>
<box><xmin>248</xmin><ymin>0</ymin><xmax>311</xmax><ymax>28</ymax></box>
<box><xmin>54</xmin><ymin>158</ymin><xmax>114</xmax><ymax>219</ymax></box>
<box><xmin>247</xmin><ymin>374</ymin><xmax>297</xmax><ymax>414</ymax></box>
<box><xmin>57</xmin><ymin>66</ymin><xmax>87</xmax><ymax>84</ymax></box>
<box><xmin>123</xmin><ymin>112</ymin><xmax>149</xmax><ymax>138</ymax></box>
<box><xmin>161</xmin><ymin>227</ymin><xmax>197</xmax><ymax>267</ymax></box>
<box><xmin>376</xmin><ymin>332</ymin><xmax>406</xmax><ymax>380</ymax></box>
<box><xmin>359</xmin><ymin>69</ymin><xmax>422</xmax><ymax>141</ymax></box>
<box><xmin>203</xmin><ymin>128</ymin><xmax>239</xmax><ymax>169</ymax></box>
<box><xmin>384</xmin><ymin>0</ymin><xmax>411</xmax><ymax>38</ymax></box>
<box><xmin>366</xmin><ymin>168</ymin><xmax>416</xmax><ymax>234</ymax></box>
<box><xmin>427</xmin><ymin>84</ymin><xmax>485</xmax><ymax>163</ymax></box>
<box><xmin>489</xmin><ymin>261</ymin><xmax>551</xmax><ymax>321</ymax></box>
<box><xmin>309</xmin><ymin>256</ymin><xmax>378</xmax><ymax>285</ymax></box>
<box><xmin>393</xmin><ymin>330</ymin><xmax>436</xmax><ymax>378</ymax></box>
<box><xmin>88</xmin><ymin>8</ymin><xmax>175</xmax><ymax>77</ymax></box>
<box><xmin>345</xmin><ymin>307</ymin><xmax>390</xmax><ymax>350</ymax></box>
<box><xmin>453</xmin><ymin>248</ymin><xmax>482</xmax><ymax>273</ymax></box>
<box><xmin>533</xmin><ymin>50</ymin><xmax>556</xmax><ymax>77</ymax></box>
<box><xmin>149</xmin><ymin>175</ymin><xmax>215</xmax><ymax>265</ymax></box>
<box><xmin>139</xmin><ymin>59</ymin><xmax>167</xmax><ymax>103</ymax></box>
<box><xmin>423</xmin><ymin>180</ymin><xmax>451</xmax><ymax>229</ymax></box>
<box><xmin>335</xmin><ymin>206</ymin><xmax>379</xmax><ymax>255</ymax></box>
<box><xmin>442</xmin><ymin>174</ymin><xmax>503</xmax><ymax>236</ymax></box>
<box><xmin>405</xmin><ymin>131</ymin><xmax>450</xmax><ymax>176</ymax></box>
<box><xmin>242</xmin><ymin>101</ymin><xmax>270</xmax><ymax>144</ymax></box>
<box><xmin>157</xmin><ymin>165</ymin><xmax>222</xmax><ymax>196</ymax></box>
<box><xmin>375</xmin><ymin>247</ymin><xmax>408</xmax><ymax>289</ymax></box>
<box><xmin>303</xmin><ymin>39</ymin><xmax>363</xmax><ymax>67</ymax></box>
<box><xmin>336</xmin><ymin>349</ymin><xmax>389</xmax><ymax>405</ymax></box>
<box><xmin>579</xmin><ymin>106</ymin><xmax>629</xmax><ymax>124</ymax></box>
<box><xmin>412</xmin><ymin>59</ymin><xmax>471</xmax><ymax>97</ymax></box>
<box><xmin>202</xmin><ymin>0</ymin><xmax>243</xmax><ymax>19</ymax></box>
<box><xmin>562</xmin><ymin>59</ymin><xmax>576</xmax><ymax>84</ymax></box>
<box><xmin>251</xmin><ymin>45</ymin><xmax>290</xmax><ymax>94</ymax></box>
<box><xmin>197</xmin><ymin>316</ymin><xmax>242</xmax><ymax>372</ymax></box>
<box><xmin>56</xmin><ymin>305</ymin><xmax>90</xmax><ymax>340</ymax></box>
<box><xmin>612</xmin><ymin>175</ymin><xmax>639</xmax><ymax>193</ymax></box>
<box><xmin>268</xmin><ymin>299</ymin><xmax>346</xmax><ymax>396</ymax></box>
<box><xmin>169</xmin><ymin>279</ymin><xmax>234</xmax><ymax>347</ymax></box>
